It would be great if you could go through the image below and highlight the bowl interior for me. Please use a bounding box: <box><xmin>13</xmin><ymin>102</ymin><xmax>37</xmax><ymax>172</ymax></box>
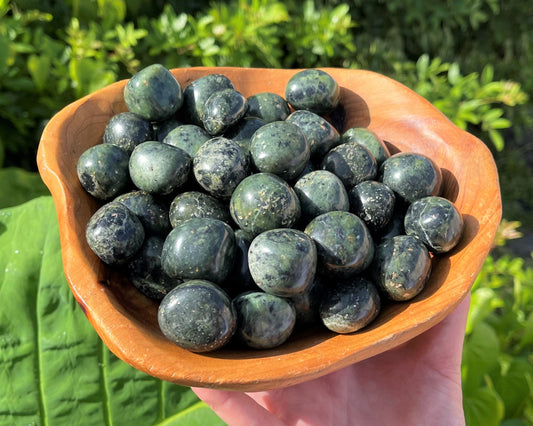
<box><xmin>37</xmin><ymin>67</ymin><xmax>501</xmax><ymax>391</ymax></box>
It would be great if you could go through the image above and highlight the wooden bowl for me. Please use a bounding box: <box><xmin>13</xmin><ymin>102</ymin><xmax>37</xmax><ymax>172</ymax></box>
<box><xmin>37</xmin><ymin>67</ymin><xmax>501</xmax><ymax>391</ymax></box>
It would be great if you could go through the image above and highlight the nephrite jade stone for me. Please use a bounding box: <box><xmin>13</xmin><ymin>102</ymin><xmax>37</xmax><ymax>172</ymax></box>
<box><xmin>201</xmin><ymin>88</ymin><xmax>248</xmax><ymax>135</ymax></box>
<box><xmin>162</xmin><ymin>124</ymin><xmax>210</xmax><ymax>157</ymax></box>
<box><xmin>161</xmin><ymin>217</ymin><xmax>235</xmax><ymax>284</ymax></box>
<box><xmin>124</xmin><ymin>63</ymin><xmax>183</xmax><ymax>122</ymax></box>
<box><xmin>158</xmin><ymin>280</ymin><xmax>236</xmax><ymax>353</ymax></box>
<box><xmin>348</xmin><ymin>180</ymin><xmax>396</xmax><ymax>233</ymax></box>
<box><xmin>76</xmin><ymin>143</ymin><xmax>130</xmax><ymax>200</ymax></box>
<box><xmin>129</xmin><ymin>141</ymin><xmax>191</xmax><ymax>195</ymax></box>
<box><xmin>222</xmin><ymin>229</ymin><xmax>258</xmax><ymax>298</ymax></box>
<box><xmin>371</xmin><ymin>235</ymin><xmax>432</xmax><ymax>301</ymax></box>
<box><xmin>321</xmin><ymin>142</ymin><xmax>378</xmax><ymax>188</ymax></box>
<box><xmin>379</xmin><ymin>152</ymin><xmax>442</xmax><ymax>204</ymax></box>
<box><xmin>341</xmin><ymin>127</ymin><xmax>390</xmax><ymax>166</ymax></box>
<box><xmin>114</xmin><ymin>190</ymin><xmax>171</xmax><ymax>237</ymax></box>
<box><xmin>233</xmin><ymin>291</ymin><xmax>296</xmax><ymax>349</ymax></box>
<box><xmin>85</xmin><ymin>201</ymin><xmax>145</xmax><ymax>265</ymax></box>
<box><xmin>248</xmin><ymin>228</ymin><xmax>317</xmax><ymax>297</ymax></box>
<box><xmin>250</xmin><ymin>121</ymin><xmax>310</xmax><ymax>182</ymax></box>
<box><xmin>404</xmin><ymin>196</ymin><xmax>464</xmax><ymax>253</ymax></box>
<box><xmin>246</xmin><ymin>92</ymin><xmax>290</xmax><ymax>123</ymax></box>
<box><xmin>127</xmin><ymin>236</ymin><xmax>182</xmax><ymax>301</ymax></box>
<box><xmin>319</xmin><ymin>277</ymin><xmax>381</xmax><ymax>333</ymax></box>
<box><xmin>224</xmin><ymin>116</ymin><xmax>266</xmax><ymax>156</ymax></box>
<box><xmin>304</xmin><ymin>211</ymin><xmax>374</xmax><ymax>277</ymax></box>
<box><xmin>294</xmin><ymin>170</ymin><xmax>350</xmax><ymax>222</ymax></box>
<box><xmin>193</xmin><ymin>137</ymin><xmax>249</xmax><ymax>199</ymax></box>
<box><xmin>285</xmin><ymin>69</ymin><xmax>340</xmax><ymax>115</ymax></box>
<box><xmin>103</xmin><ymin>112</ymin><xmax>153</xmax><ymax>154</ymax></box>
<box><xmin>230</xmin><ymin>173</ymin><xmax>301</xmax><ymax>236</ymax></box>
<box><xmin>286</xmin><ymin>109</ymin><xmax>340</xmax><ymax>160</ymax></box>
<box><xmin>169</xmin><ymin>190</ymin><xmax>230</xmax><ymax>228</ymax></box>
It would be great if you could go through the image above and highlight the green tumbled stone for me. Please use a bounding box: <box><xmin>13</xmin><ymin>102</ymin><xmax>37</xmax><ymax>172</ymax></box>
<box><xmin>341</xmin><ymin>127</ymin><xmax>390</xmax><ymax>166</ymax></box>
<box><xmin>193</xmin><ymin>137</ymin><xmax>249</xmax><ymax>199</ymax></box>
<box><xmin>162</xmin><ymin>124</ymin><xmax>210</xmax><ymax>157</ymax></box>
<box><xmin>286</xmin><ymin>110</ymin><xmax>340</xmax><ymax>160</ymax></box>
<box><xmin>250</xmin><ymin>121</ymin><xmax>310</xmax><ymax>182</ymax></box>
<box><xmin>127</xmin><ymin>236</ymin><xmax>182</xmax><ymax>301</ymax></box>
<box><xmin>129</xmin><ymin>141</ymin><xmax>191</xmax><ymax>195</ymax></box>
<box><xmin>224</xmin><ymin>116</ymin><xmax>266</xmax><ymax>156</ymax></box>
<box><xmin>321</xmin><ymin>142</ymin><xmax>378</xmax><ymax>188</ymax></box>
<box><xmin>161</xmin><ymin>217</ymin><xmax>235</xmax><ymax>284</ymax></box>
<box><xmin>404</xmin><ymin>196</ymin><xmax>463</xmax><ymax>253</ymax></box>
<box><xmin>294</xmin><ymin>170</ymin><xmax>350</xmax><ymax>223</ymax></box>
<box><xmin>222</xmin><ymin>229</ymin><xmax>258</xmax><ymax>297</ymax></box>
<box><xmin>77</xmin><ymin>144</ymin><xmax>131</xmax><ymax>201</ymax></box>
<box><xmin>370</xmin><ymin>235</ymin><xmax>431</xmax><ymax>301</ymax></box>
<box><xmin>248</xmin><ymin>228</ymin><xmax>317</xmax><ymax>297</ymax></box>
<box><xmin>182</xmin><ymin>73</ymin><xmax>235</xmax><ymax>126</ymax></box>
<box><xmin>379</xmin><ymin>152</ymin><xmax>442</xmax><ymax>204</ymax></box>
<box><xmin>233</xmin><ymin>291</ymin><xmax>296</xmax><ymax>349</ymax></box>
<box><xmin>86</xmin><ymin>201</ymin><xmax>145</xmax><ymax>265</ymax></box>
<box><xmin>114</xmin><ymin>190</ymin><xmax>171</xmax><ymax>236</ymax></box>
<box><xmin>103</xmin><ymin>112</ymin><xmax>153</xmax><ymax>154</ymax></box>
<box><xmin>304</xmin><ymin>211</ymin><xmax>374</xmax><ymax>277</ymax></box>
<box><xmin>348</xmin><ymin>180</ymin><xmax>396</xmax><ymax>234</ymax></box>
<box><xmin>169</xmin><ymin>191</ymin><xmax>230</xmax><ymax>228</ymax></box>
<box><xmin>246</xmin><ymin>92</ymin><xmax>290</xmax><ymax>123</ymax></box>
<box><xmin>319</xmin><ymin>277</ymin><xmax>381</xmax><ymax>334</ymax></box>
<box><xmin>230</xmin><ymin>173</ymin><xmax>301</xmax><ymax>236</ymax></box>
<box><xmin>201</xmin><ymin>88</ymin><xmax>248</xmax><ymax>135</ymax></box>
<box><xmin>124</xmin><ymin>64</ymin><xmax>182</xmax><ymax>122</ymax></box>
<box><xmin>285</xmin><ymin>69</ymin><xmax>340</xmax><ymax>115</ymax></box>
<box><xmin>158</xmin><ymin>280</ymin><xmax>236</xmax><ymax>352</ymax></box>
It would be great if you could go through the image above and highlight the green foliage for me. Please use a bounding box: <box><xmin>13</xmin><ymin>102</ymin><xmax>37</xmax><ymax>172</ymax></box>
<box><xmin>0</xmin><ymin>197</ymin><xmax>225</xmax><ymax>425</ymax></box>
<box><xmin>463</xmin><ymin>252</ymin><xmax>533</xmax><ymax>425</ymax></box>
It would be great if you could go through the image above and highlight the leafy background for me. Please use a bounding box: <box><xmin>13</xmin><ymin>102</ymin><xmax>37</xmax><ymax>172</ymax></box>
<box><xmin>1</xmin><ymin>0</ymin><xmax>532</xmax><ymax>425</ymax></box>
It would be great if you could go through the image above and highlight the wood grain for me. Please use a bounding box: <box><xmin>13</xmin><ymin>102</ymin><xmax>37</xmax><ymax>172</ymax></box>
<box><xmin>37</xmin><ymin>67</ymin><xmax>501</xmax><ymax>391</ymax></box>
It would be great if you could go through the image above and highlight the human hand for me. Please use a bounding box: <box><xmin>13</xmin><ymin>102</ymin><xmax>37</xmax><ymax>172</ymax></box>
<box><xmin>193</xmin><ymin>294</ymin><xmax>470</xmax><ymax>426</ymax></box>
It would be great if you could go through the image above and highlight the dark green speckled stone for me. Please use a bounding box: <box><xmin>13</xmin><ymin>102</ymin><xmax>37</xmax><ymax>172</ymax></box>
<box><xmin>129</xmin><ymin>141</ymin><xmax>191</xmax><ymax>195</ymax></box>
<box><xmin>103</xmin><ymin>112</ymin><xmax>153</xmax><ymax>154</ymax></box>
<box><xmin>222</xmin><ymin>229</ymin><xmax>258</xmax><ymax>298</ymax></box>
<box><xmin>201</xmin><ymin>88</ymin><xmax>248</xmax><ymax>135</ymax></box>
<box><xmin>404</xmin><ymin>196</ymin><xmax>463</xmax><ymax>253</ymax></box>
<box><xmin>250</xmin><ymin>121</ymin><xmax>310</xmax><ymax>182</ymax></box>
<box><xmin>348</xmin><ymin>180</ymin><xmax>396</xmax><ymax>233</ymax></box>
<box><xmin>224</xmin><ymin>116</ymin><xmax>266</xmax><ymax>156</ymax></box>
<box><xmin>230</xmin><ymin>173</ymin><xmax>301</xmax><ymax>236</ymax></box>
<box><xmin>294</xmin><ymin>170</ymin><xmax>350</xmax><ymax>223</ymax></box>
<box><xmin>193</xmin><ymin>137</ymin><xmax>249</xmax><ymax>199</ymax></box>
<box><xmin>319</xmin><ymin>277</ymin><xmax>381</xmax><ymax>334</ymax></box>
<box><xmin>127</xmin><ymin>236</ymin><xmax>182</xmax><ymax>301</ymax></box>
<box><xmin>86</xmin><ymin>201</ymin><xmax>145</xmax><ymax>265</ymax></box>
<box><xmin>304</xmin><ymin>211</ymin><xmax>374</xmax><ymax>277</ymax></box>
<box><xmin>162</xmin><ymin>124</ymin><xmax>210</xmax><ymax>157</ymax></box>
<box><xmin>248</xmin><ymin>228</ymin><xmax>317</xmax><ymax>297</ymax></box>
<box><xmin>169</xmin><ymin>190</ymin><xmax>230</xmax><ymax>228</ymax></box>
<box><xmin>321</xmin><ymin>142</ymin><xmax>378</xmax><ymax>188</ymax></box>
<box><xmin>77</xmin><ymin>144</ymin><xmax>130</xmax><ymax>200</ymax></box>
<box><xmin>233</xmin><ymin>291</ymin><xmax>296</xmax><ymax>349</ymax></box>
<box><xmin>182</xmin><ymin>74</ymin><xmax>235</xmax><ymax>126</ymax></box>
<box><xmin>290</xmin><ymin>276</ymin><xmax>324</xmax><ymax>327</ymax></box>
<box><xmin>153</xmin><ymin>119</ymin><xmax>182</xmax><ymax>142</ymax></box>
<box><xmin>158</xmin><ymin>280</ymin><xmax>236</xmax><ymax>352</ymax></box>
<box><xmin>370</xmin><ymin>235</ymin><xmax>431</xmax><ymax>301</ymax></box>
<box><xmin>124</xmin><ymin>64</ymin><xmax>182</xmax><ymax>122</ymax></box>
<box><xmin>379</xmin><ymin>152</ymin><xmax>442</xmax><ymax>204</ymax></box>
<box><xmin>341</xmin><ymin>128</ymin><xmax>390</xmax><ymax>166</ymax></box>
<box><xmin>114</xmin><ymin>190</ymin><xmax>171</xmax><ymax>236</ymax></box>
<box><xmin>246</xmin><ymin>92</ymin><xmax>290</xmax><ymax>123</ymax></box>
<box><xmin>285</xmin><ymin>69</ymin><xmax>340</xmax><ymax>115</ymax></box>
<box><xmin>286</xmin><ymin>110</ymin><xmax>340</xmax><ymax>160</ymax></box>
<box><xmin>161</xmin><ymin>217</ymin><xmax>235</xmax><ymax>284</ymax></box>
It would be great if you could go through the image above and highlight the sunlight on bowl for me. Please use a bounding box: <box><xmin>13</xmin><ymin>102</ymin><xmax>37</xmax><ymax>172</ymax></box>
<box><xmin>37</xmin><ymin>67</ymin><xmax>501</xmax><ymax>391</ymax></box>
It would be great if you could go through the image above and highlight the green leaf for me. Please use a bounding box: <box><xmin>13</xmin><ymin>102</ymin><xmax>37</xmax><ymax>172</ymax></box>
<box><xmin>492</xmin><ymin>357</ymin><xmax>533</xmax><ymax>419</ymax></box>
<box><xmin>27</xmin><ymin>54</ymin><xmax>51</xmax><ymax>92</ymax></box>
<box><xmin>0</xmin><ymin>197</ymin><xmax>222</xmax><ymax>425</ymax></box>
<box><xmin>0</xmin><ymin>167</ymin><xmax>50</xmax><ymax>209</ymax></box>
<box><xmin>519</xmin><ymin>312</ymin><xmax>533</xmax><ymax>350</ymax></box>
<box><xmin>462</xmin><ymin>321</ymin><xmax>500</xmax><ymax>393</ymax></box>
<box><xmin>463</xmin><ymin>386</ymin><xmax>505</xmax><ymax>426</ymax></box>
<box><xmin>0</xmin><ymin>33</ymin><xmax>9</xmax><ymax>76</ymax></box>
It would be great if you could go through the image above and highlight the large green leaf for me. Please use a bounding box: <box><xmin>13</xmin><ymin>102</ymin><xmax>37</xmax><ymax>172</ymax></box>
<box><xmin>463</xmin><ymin>386</ymin><xmax>505</xmax><ymax>426</ymax></box>
<box><xmin>0</xmin><ymin>197</ymin><xmax>225</xmax><ymax>425</ymax></box>
<box><xmin>0</xmin><ymin>167</ymin><xmax>50</xmax><ymax>209</ymax></box>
